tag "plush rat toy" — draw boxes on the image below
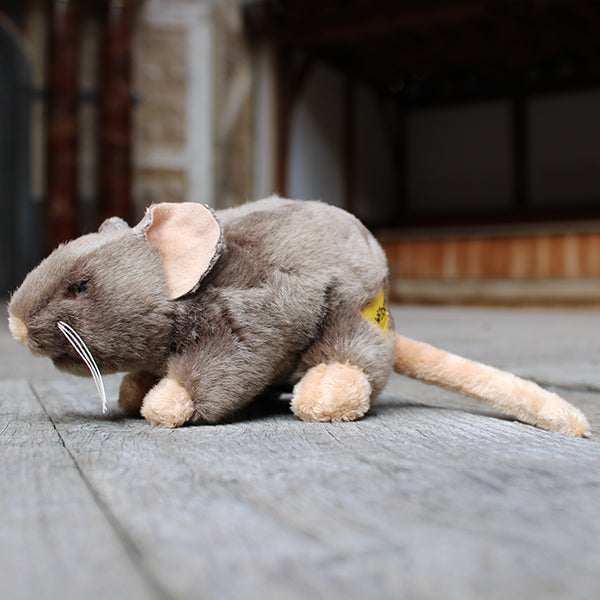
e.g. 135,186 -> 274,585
7,197 -> 590,436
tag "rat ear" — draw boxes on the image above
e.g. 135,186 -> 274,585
135,202 -> 222,300
99,216 -> 131,233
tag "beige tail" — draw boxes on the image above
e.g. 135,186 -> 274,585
393,333 -> 590,437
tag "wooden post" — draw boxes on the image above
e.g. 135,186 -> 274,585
98,0 -> 134,224
46,0 -> 79,250
274,47 -> 292,196
342,75 -> 356,214
273,49 -> 313,196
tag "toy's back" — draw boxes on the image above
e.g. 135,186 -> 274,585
218,197 -> 389,308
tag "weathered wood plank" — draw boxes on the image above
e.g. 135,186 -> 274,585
30,375 -> 600,600
392,305 -> 600,390
30,380 -> 354,600
4,305 -> 600,599
0,380 -> 162,600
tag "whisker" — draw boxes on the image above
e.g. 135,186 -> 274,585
58,325 -> 106,413
57,322 -> 99,379
57,321 -> 107,413
58,326 -> 107,414
57,323 -> 106,412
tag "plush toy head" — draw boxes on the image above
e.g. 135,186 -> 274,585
7,203 -> 222,375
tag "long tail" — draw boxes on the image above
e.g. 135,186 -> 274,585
393,333 -> 590,437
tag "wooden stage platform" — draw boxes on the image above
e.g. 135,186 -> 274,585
2,305 -> 600,600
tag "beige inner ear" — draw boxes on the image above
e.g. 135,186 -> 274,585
145,203 -> 221,299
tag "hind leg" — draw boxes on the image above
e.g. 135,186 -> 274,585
291,305 -> 395,422
292,362 -> 372,422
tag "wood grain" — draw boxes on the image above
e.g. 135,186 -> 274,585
383,231 -> 600,282
3,305 -> 600,599
0,380 -> 159,600
22,375 -> 600,600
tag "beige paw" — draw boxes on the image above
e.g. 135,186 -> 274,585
119,372 -> 158,417
291,363 -> 371,422
140,378 -> 194,428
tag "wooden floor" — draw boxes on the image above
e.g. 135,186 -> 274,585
2,305 -> 600,600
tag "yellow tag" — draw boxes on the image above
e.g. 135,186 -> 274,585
361,288 -> 390,334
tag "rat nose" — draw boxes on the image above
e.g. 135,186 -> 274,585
8,314 -> 28,344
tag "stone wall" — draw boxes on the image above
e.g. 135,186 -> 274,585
132,0 -> 254,217
133,5 -> 189,219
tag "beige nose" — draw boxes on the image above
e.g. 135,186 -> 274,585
8,314 -> 28,344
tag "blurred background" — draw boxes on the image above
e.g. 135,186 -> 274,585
3,0 -> 600,304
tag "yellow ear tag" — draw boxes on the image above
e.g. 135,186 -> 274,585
361,288 -> 390,334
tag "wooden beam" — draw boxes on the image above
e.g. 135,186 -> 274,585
97,0 -> 134,224
46,0 -> 79,250
245,0 -> 572,48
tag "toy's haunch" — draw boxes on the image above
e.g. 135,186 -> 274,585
7,197 -> 590,437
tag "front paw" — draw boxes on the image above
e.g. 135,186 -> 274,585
119,371 -> 159,417
140,378 -> 194,428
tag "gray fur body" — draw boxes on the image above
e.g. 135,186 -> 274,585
9,197 -> 395,423
171,198 -> 395,422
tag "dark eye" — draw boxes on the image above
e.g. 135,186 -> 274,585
66,278 -> 90,297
